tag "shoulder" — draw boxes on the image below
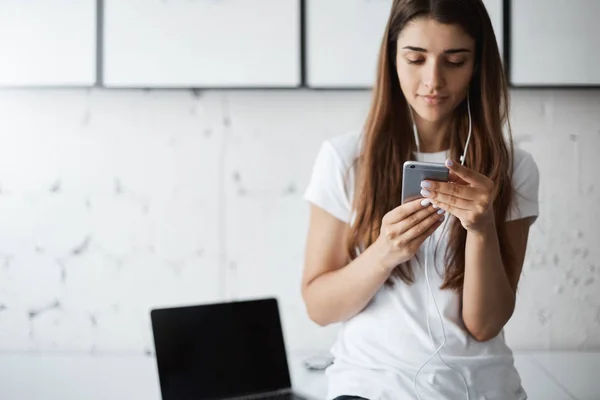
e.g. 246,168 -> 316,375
506,147 -> 540,223
320,130 -> 363,170
511,147 -> 540,187
512,147 -> 537,170
303,131 -> 362,224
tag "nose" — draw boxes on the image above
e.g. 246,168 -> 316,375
422,60 -> 445,90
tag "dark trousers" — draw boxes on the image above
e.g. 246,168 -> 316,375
332,397 -> 370,400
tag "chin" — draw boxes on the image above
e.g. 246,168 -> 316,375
413,106 -> 450,123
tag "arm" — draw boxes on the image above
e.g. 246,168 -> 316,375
462,216 -> 533,341
301,205 -> 392,326
423,158 -> 535,342
302,199 -> 444,326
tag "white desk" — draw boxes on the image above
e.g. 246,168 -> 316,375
0,351 -> 597,400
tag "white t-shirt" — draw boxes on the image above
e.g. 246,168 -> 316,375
303,131 -> 540,400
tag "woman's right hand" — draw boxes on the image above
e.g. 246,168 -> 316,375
373,198 -> 446,272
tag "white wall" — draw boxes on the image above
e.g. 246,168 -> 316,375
0,88 -> 598,355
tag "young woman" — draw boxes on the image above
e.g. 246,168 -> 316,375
301,0 -> 539,399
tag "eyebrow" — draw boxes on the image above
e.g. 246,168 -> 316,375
401,46 -> 471,54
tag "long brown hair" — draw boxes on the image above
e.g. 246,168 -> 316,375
347,0 -> 515,293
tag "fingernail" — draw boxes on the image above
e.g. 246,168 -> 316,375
432,204 -> 439,209
420,181 -> 431,188
439,215 -> 445,221
445,159 -> 454,167
437,209 -> 445,215
421,199 -> 431,207
420,189 -> 431,197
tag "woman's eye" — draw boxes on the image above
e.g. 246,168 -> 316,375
406,59 -> 466,67
447,60 -> 466,67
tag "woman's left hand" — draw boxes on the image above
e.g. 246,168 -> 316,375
419,159 -> 496,233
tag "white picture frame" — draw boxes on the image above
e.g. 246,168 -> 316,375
509,0 -> 600,87
103,0 -> 301,88
0,0 -> 96,87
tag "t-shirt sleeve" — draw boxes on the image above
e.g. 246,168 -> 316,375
303,141 -> 352,223
506,150 -> 540,224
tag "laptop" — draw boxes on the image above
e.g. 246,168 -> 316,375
150,297 -> 312,400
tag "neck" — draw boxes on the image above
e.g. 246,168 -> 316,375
414,115 -> 452,153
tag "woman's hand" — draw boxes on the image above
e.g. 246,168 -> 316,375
373,197 -> 446,272
420,159 -> 496,234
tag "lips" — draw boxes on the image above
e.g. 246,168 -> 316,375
420,95 -> 447,105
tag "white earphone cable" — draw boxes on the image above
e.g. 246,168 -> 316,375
410,94 -> 472,400
460,93 -> 473,165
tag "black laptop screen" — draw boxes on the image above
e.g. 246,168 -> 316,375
151,298 -> 292,400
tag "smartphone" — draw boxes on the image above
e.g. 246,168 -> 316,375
401,161 -> 449,204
